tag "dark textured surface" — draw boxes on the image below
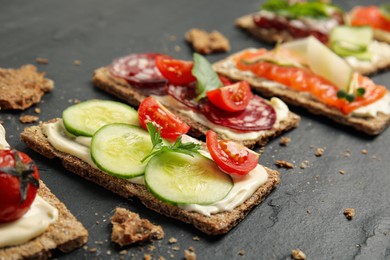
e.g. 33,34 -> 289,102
0,0 -> 389,259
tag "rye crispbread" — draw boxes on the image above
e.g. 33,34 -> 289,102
92,66 -> 300,148
235,14 -> 390,76
213,50 -> 390,135
21,121 -> 280,235
0,65 -> 54,110
0,181 -> 88,260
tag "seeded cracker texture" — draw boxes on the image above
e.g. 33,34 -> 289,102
235,14 -> 390,76
92,66 -> 300,149
0,65 -> 54,110
213,50 -> 390,135
0,181 -> 88,260
21,120 -> 280,235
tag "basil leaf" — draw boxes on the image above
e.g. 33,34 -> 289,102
192,53 -> 222,101
261,0 -> 340,19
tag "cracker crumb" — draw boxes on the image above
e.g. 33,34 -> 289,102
344,149 -> 351,158
110,207 -> 164,247
238,249 -> 245,256
168,237 -> 177,244
36,57 -> 49,64
158,256 -> 166,260
34,108 -> 41,114
192,236 -> 200,241
315,148 -> 324,157
83,245 -> 88,250
172,246 -> 180,251
188,246 -> 195,252
144,254 -> 152,260
73,60 -> 82,66
19,115 -> 39,124
275,160 -> 294,169
174,45 -> 181,52
299,160 -> 309,169
185,28 -> 230,54
119,250 -> 127,255
361,149 -> 367,155
148,245 -> 156,251
169,35 -> 177,41
291,248 -> 306,260
339,170 -> 345,175
279,137 -> 291,146
307,209 -> 312,214
344,208 -> 355,220
184,248 -> 197,260
89,247 -> 97,253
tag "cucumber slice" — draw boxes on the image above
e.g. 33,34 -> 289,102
145,152 -> 233,205
330,26 -> 373,60
91,123 -> 152,178
63,100 -> 139,137
307,36 -> 353,92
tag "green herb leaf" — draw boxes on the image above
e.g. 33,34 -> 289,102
355,87 -> 366,97
192,53 -> 223,101
337,90 -> 347,99
141,123 -> 201,163
261,0 -> 341,19
345,93 -> 355,103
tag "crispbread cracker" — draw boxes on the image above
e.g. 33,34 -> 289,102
213,50 -> 390,135
0,181 -> 88,260
92,66 -> 300,148
236,14 -> 390,76
0,65 -> 54,110
21,121 -> 280,235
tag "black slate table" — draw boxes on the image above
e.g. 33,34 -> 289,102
1,0 -> 390,259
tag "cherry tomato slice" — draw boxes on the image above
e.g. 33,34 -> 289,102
0,149 -> 40,223
206,130 -> 259,175
206,81 -> 253,112
155,56 -> 196,85
138,96 -> 190,141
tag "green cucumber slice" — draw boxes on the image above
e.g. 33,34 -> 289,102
330,26 -> 373,60
145,152 -> 233,205
91,123 -> 152,178
307,36 -> 353,92
63,100 -> 139,137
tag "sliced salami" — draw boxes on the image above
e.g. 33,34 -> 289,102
200,95 -> 276,131
166,83 -> 199,109
110,53 -> 168,95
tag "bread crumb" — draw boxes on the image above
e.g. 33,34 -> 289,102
344,208 -> 355,220
275,160 -> 294,169
238,249 -> 245,256
315,148 -> 324,157
361,149 -> 367,154
19,115 -> 39,123
291,248 -> 306,260
192,236 -> 200,241
299,160 -> 309,169
279,137 -> 291,146
110,207 -> 164,247
74,60 -> 82,66
185,28 -> 230,54
168,237 -> 177,244
184,248 -> 197,260
36,57 -> 49,64
339,170 -> 345,175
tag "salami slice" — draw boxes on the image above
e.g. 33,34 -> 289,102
166,83 -> 199,109
110,53 -> 168,95
200,95 -> 276,131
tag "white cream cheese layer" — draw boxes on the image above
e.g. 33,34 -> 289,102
44,121 -> 269,216
154,95 -> 289,141
0,124 -> 10,149
345,41 -> 390,72
0,196 -> 58,247
219,53 -> 390,118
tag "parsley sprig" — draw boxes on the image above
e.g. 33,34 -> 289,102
141,123 -> 201,163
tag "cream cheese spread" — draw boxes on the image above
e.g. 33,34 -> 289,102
345,41 -> 390,72
0,124 -> 9,149
154,95 -> 289,141
43,121 -> 269,216
0,196 -> 58,247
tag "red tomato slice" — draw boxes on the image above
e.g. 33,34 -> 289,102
0,149 -> 40,223
155,56 -> 196,85
206,130 -> 259,175
206,81 -> 253,112
138,96 -> 190,141
350,6 -> 390,33
218,75 -> 234,86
